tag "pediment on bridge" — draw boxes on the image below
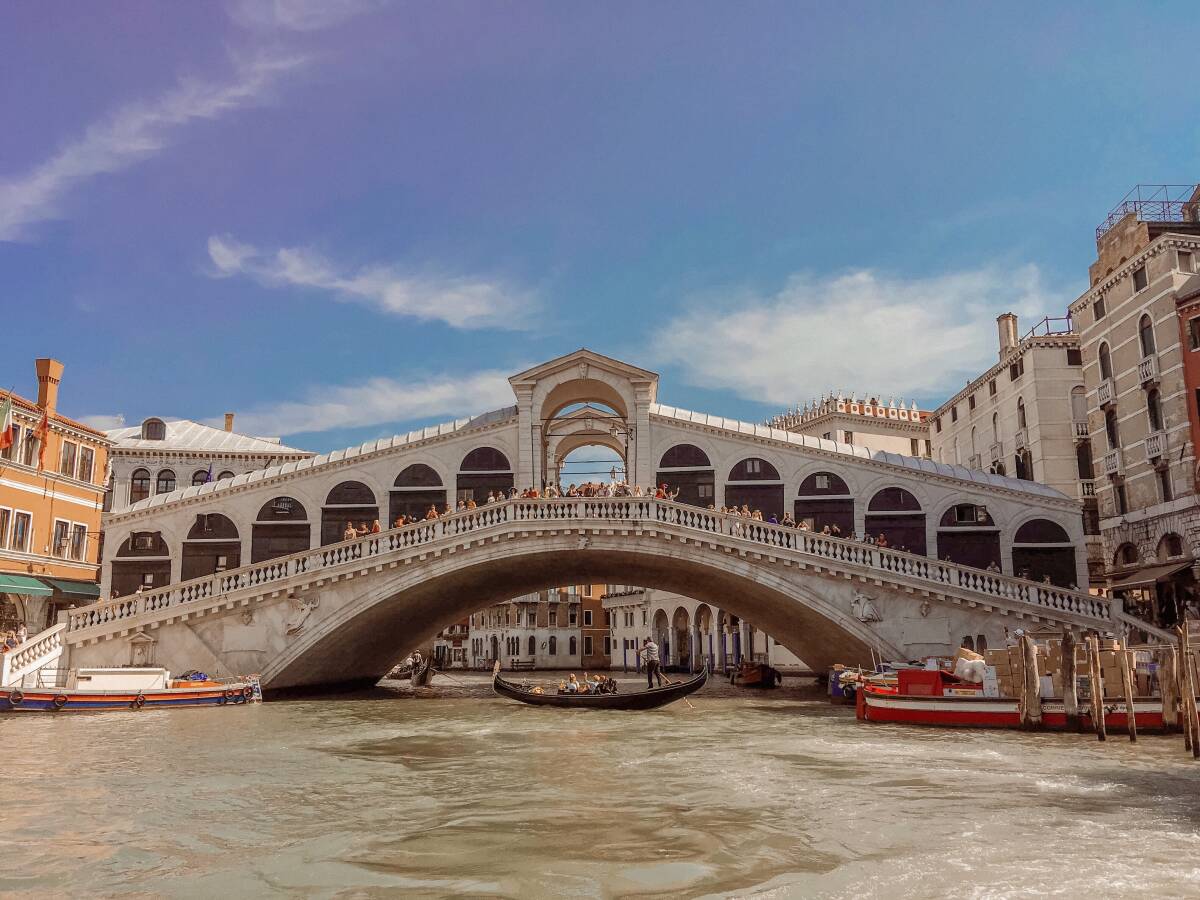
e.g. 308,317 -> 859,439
509,349 -> 659,392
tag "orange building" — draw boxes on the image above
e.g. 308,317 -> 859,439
0,359 -> 111,634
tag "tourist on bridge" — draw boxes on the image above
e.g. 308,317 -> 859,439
641,638 -> 664,688
370,519 -> 382,534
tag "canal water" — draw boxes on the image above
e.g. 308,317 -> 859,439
3,673 -> 1198,899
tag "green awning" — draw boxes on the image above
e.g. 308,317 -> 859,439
0,574 -> 54,596
39,578 -> 101,599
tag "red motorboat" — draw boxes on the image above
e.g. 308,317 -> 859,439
855,668 -> 1168,732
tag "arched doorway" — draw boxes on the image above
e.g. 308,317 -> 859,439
457,447 -> 514,506
1012,519 -> 1076,587
657,444 -> 715,507
110,531 -> 171,596
865,487 -> 926,555
652,608 -> 670,665
181,514 -> 240,581
321,481 -> 379,545
390,464 -> 445,523
671,606 -> 691,672
795,471 -> 854,533
725,457 -> 784,519
694,603 -> 714,671
936,503 -> 1001,570
251,497 -> 311,563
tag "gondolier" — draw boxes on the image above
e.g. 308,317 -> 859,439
641,638 -> 664,689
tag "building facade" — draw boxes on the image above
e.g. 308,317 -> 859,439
767,394 -> 931,458
603,586 -> 807,673
0,359 -> 111,633
105,414 -> 312,513
929,314 -> 1102,585
1067,184 -> 1200,624
468,583 -> 609,670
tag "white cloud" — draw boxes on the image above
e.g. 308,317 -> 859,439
656,266 -> 1067,406
207,234 -> 536,329
227,0 -> 382,31
79,414 -> 127,431
225,370 -> 517,437
0,53 -> 306,242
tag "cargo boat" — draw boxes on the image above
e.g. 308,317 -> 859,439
3,667 -> 261,713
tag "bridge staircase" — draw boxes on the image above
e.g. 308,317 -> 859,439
65,499 -> 1115,652
1,623 -> 67,687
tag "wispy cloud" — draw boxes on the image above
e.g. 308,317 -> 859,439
227,0 -> 383,31
207,235 -> 536,329
79,414 -> 127,432
0,53 -> 306,242
224,369 -> 517,437
657,266 -> 1066,405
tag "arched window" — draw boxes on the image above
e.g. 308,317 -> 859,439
528,635 -> 536,655
1098,342 -> 1112,380
659,444 -> 711,468
1139,314 -> 1156,357
797,472 -> 849,495
1070,386 -> 1087,424
1147,389 -> 1163,433
129,468 -> 151,504
1013,519 -> 1077,586
728,458 -> 781,481
155,469 -> 176,494
1158,533 -> 1185,560
186,513 -> 239,540
256,497 -> 308,521
459,447 -> 511,472
326,481 -> 376,505
961,636 -> 975,651
992,413 -> 999,443
1105,409 -> 1120,450
970,426 -> 978,456
217,471 -> 235,481
394,464 -> 442,487
1015,519 -> 1071,543
140,418 -> 166,441
548,636 -> 557,655
868,487 -> 922,512
191,469 -> 209,486
569,636 -> 578,656
1016,398 -> 1027,429
1114,542 -> 1139,568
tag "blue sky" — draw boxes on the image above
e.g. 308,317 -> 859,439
3,1 -> 1197,453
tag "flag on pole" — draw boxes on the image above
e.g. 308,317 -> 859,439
33,408 -> 50,471
0,394 -> 13,452
204,462 -> 213,483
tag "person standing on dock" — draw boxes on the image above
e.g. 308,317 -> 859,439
642,638 -> 664,689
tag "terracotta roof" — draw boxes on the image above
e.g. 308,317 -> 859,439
6,392 -> 110,441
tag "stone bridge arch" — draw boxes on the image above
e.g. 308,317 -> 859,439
258,533 -> 900,691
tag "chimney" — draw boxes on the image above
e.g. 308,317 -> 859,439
224,412 -> 235,433
35,358 -> 64,415
997,313 -> 1019,359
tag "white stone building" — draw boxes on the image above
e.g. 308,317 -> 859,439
767,394 -> 931,458
929,313 -> 1102,585
468,588 -> 587,670
105,415 -> 312,513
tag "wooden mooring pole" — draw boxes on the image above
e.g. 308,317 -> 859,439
1018,633 -> 1042,730
1189,650 -> 1200,761
1159,646 -> 1179,735
1117,638 -> 1137,743
1087,634 -> 1106,742
1062,630 -> 1080,732
1178,628 -> 1192,753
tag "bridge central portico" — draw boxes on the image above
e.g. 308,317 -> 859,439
62,349 -> 1097,692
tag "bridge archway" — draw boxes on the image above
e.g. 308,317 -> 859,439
321,481 -> 379,545
259,532 -> 895,692
1012,518 -> 1076,587
390,464 -> 446,524
935,503 -> 1001,571
794,471 -> 854,534
457,447 -> 514,505
657,444 -> 715,507
865,487 -> 926,555
111,531 -> 172,596
725,457 -> 784,519
182,514 -> 240,580
252,497 -> 311,563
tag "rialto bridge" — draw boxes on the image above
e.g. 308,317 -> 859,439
39,350 -> 1111,692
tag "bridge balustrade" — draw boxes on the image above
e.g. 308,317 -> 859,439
72,498 -> 1108,637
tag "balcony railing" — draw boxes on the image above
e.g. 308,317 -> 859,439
1138,354 -> 1160,385
967,454 -> 982,470
1097,378 -> 1116,407
989,442 -> 1002,462
1014,428 -> 1027,451
1096,184 -> 1198,241
1145,430 -> 1166,460
1073,420 -> 1090,439
1078,480 -> 1096,498
1103,448 -> 1124,476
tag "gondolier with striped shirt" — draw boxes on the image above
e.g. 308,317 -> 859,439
641,638 -> 665,689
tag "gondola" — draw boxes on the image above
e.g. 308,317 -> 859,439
386,663 -> 414,681
493,665 -> 708,710
730,661 -> 782,689
410,659 -> 434,687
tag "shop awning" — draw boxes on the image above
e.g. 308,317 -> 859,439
0,574 -> 55,597
1108,560 -> 1194,592
39,578 -> 101,600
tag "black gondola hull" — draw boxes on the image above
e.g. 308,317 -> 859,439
493,667 -> 708,710
411,660 -> 434,687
